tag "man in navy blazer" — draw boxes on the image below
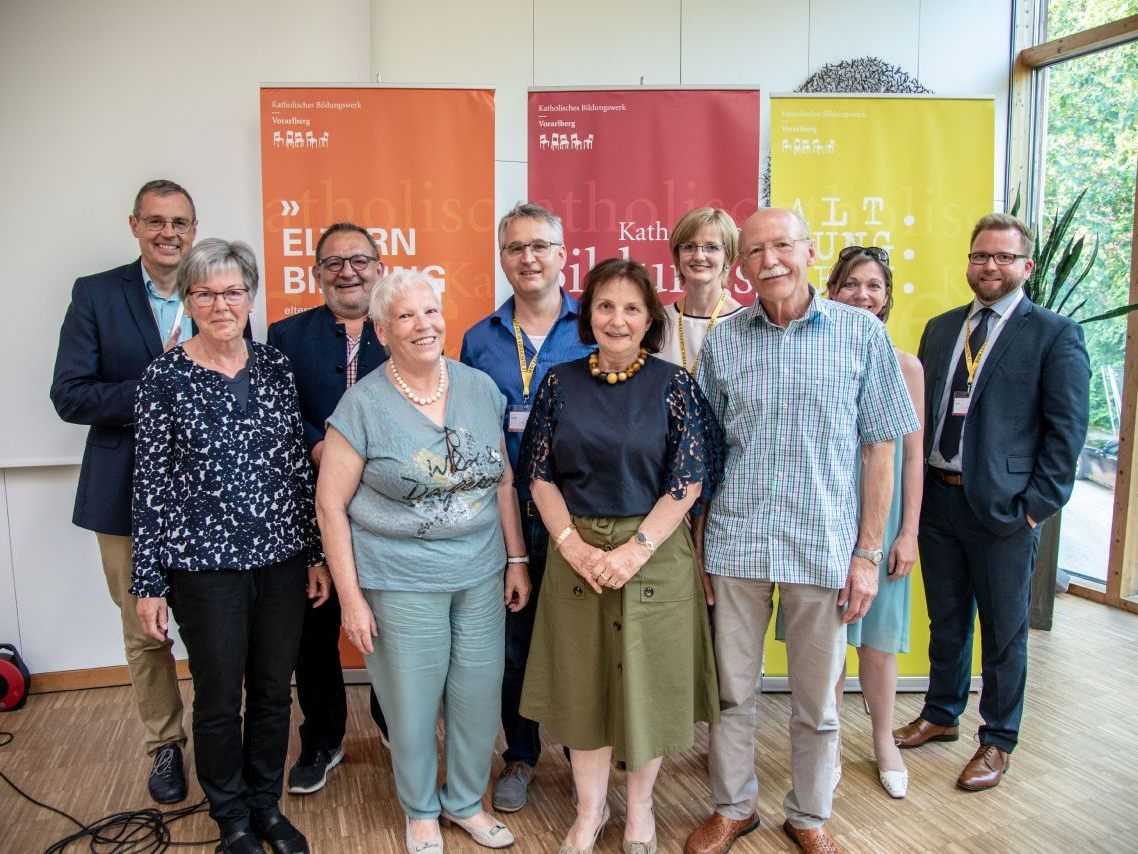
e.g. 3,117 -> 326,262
49,179 -> 199,804
894,213 -> 1090,791
266,222 -> 390,796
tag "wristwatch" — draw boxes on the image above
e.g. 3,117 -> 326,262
852,547 -> 884,566
633,531 -> 657,554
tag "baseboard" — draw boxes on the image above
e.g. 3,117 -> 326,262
31,660 -> 192,694
760,675 -> 983,693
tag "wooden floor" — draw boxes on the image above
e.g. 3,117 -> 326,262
3,593 -> 1137,853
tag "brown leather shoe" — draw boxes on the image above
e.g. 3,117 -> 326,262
782,820 -> 845,853
956,743 -> 1010,791
893,717 -> 959,749
683,812 -> 760,854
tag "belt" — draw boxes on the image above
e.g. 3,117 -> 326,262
928,466 -> 964,487
520,499 -> 541,517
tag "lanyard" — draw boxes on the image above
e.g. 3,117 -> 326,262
962,311 -> 990,389
676,288 -> 729,373
512,315 -> 539,400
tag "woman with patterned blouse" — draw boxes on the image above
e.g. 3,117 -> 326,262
516,258 -> 723,854
317,270 -> 530,854
132,239 -> 324,854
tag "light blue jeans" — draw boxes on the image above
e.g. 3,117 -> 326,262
363,573 -> 505,819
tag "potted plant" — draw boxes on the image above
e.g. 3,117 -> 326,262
1011,189 -> 1138,627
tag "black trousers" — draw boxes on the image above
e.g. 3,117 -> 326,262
500,501 -> 548,766
918,478 -> 1039,753
168,554 -> 306,824
294,585 -> 388,753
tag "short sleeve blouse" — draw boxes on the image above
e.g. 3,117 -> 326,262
517,355 -> 723,517
326,359 -> 508,592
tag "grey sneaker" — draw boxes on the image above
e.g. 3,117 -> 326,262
491,761 -> 535,812
287,745 -> 344,794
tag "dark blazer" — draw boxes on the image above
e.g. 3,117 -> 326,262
918,294 -> 1090,536
50,258 -> 252,536
267,304 -> 387,451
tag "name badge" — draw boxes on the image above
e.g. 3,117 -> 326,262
507,405 -> 531,433
951,391 -> 971,417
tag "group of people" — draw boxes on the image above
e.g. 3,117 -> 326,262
51,179 -> 1090,854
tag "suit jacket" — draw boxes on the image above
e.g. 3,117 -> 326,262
50,258 -> 253,536
266,304 -> 387,452
918,294 -> 1090,537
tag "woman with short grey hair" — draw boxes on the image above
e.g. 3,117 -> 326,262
133,239 -> 326,854
318,269 -> 530,853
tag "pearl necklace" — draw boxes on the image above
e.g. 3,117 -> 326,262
389,359 -> 447,405
588,348 -> 648,384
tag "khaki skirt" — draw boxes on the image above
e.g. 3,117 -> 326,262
520,514 -> 719,771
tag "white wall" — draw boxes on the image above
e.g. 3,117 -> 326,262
0,0 -> 1013,675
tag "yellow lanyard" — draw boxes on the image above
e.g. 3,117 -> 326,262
963,311 -> 991,389
512,315 -> 539,400
676,289 -> 729,373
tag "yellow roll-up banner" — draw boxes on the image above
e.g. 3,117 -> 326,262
767,94 -> 995,682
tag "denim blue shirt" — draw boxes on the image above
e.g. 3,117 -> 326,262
460,290 -> 591,496
142,262 -> 192,346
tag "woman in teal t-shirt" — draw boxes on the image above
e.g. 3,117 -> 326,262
319,270 -> 530,853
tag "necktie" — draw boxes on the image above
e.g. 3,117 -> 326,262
938,307 -> 993,461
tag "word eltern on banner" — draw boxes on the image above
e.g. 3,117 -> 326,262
528,88 -> 760,303
260,86 -> 496,355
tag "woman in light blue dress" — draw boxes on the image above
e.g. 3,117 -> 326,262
827,246 -> 924,798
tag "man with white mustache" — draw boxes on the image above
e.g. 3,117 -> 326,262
685,208 -> 918,854
51,179 -> 200,805
267,222 -> 391,795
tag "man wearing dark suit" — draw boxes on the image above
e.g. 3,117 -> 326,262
894,212 -> 1090,791
50,179 -> 199,804
266,222 -> 390,795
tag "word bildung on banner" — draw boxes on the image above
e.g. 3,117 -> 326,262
528,88 -> 760,304
260,86 -> 496,355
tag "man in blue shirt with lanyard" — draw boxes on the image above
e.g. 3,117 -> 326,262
460,202 -> 591,812
51,179 -> 198,805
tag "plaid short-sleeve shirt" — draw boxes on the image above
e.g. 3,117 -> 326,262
695,290 -> 919,588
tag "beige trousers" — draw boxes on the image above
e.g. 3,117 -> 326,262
707,576 -> 845,830
96,533 -> 186,756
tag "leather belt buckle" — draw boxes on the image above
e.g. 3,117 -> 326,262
930,467 -> 964,487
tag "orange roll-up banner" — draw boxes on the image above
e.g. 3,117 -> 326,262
260,86 -> 494,670
259,86 -> 496,353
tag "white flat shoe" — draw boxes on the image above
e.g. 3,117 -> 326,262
441,812 -> 514,848
879,767 -> 909,798
406,817 -> 444,853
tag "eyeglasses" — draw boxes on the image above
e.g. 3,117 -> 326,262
136,216 -> 196,235
317,254 -> 379,273
677,242 -> 725,255
839,245 -> 890,264
967,252 -> 1029,266
187,288 -> 249,308
742,237 -> 810,260
501,240 -> 562,258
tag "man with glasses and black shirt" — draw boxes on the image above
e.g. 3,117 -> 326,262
893,213 -> 1089,792
51,179 -> 199,804
267,221 -> 391,795
460,202 -> 591,812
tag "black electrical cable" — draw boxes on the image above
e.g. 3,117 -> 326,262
0,729 -> 218,852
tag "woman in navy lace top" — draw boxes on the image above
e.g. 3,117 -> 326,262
516,258 -> 723,854
131,239 -> 323,854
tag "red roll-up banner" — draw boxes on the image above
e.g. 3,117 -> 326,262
527,88 -> 760,303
